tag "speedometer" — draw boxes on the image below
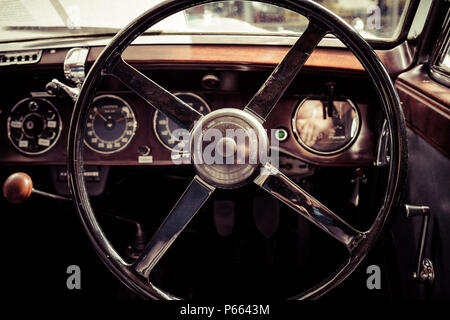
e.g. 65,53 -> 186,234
153,92 -> 211,151
84,95 -> 137,154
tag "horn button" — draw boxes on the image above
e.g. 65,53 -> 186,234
190,108 -> 269,189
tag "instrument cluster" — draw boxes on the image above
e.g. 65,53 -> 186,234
5,92 -> 363,163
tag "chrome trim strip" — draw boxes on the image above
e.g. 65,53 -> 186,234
0,34 -> 346,52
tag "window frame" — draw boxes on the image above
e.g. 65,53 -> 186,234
429,10 -> 450,87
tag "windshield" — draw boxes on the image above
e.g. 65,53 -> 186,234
0,0 -> 410,42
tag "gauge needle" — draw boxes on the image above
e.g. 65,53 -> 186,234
95,110 -> 108,122
116,116 -> 126,122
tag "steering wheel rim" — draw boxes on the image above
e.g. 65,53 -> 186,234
68,0 -> 407,300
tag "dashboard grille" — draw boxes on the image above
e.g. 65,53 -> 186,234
0,50 -> 42,66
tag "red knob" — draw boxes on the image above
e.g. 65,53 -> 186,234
3,172 -> 33,204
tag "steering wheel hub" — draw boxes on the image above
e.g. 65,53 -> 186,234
216,137 -> 237,157
190,108 -> 269,189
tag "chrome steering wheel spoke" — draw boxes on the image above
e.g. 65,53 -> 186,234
244,21 -> 328,122
104,56 -> 203,130
254,163 -> 364,252
133,176 -> 215,278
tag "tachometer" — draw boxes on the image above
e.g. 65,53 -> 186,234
153,92 -> 211,151
84,95 -> 137,154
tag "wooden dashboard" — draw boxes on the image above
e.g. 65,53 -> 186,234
396,64 -> 450,158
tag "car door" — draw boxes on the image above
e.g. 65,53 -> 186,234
391,4 -> 450,299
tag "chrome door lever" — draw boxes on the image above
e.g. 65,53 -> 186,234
405,204 -> 435,285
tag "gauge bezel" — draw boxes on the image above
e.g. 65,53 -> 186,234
83,94 -> 137,155
153,92 -> 211,152
291,97 -> 362,156
7,97 -> 62,156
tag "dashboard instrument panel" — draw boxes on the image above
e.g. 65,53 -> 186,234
0,54 -> 376,167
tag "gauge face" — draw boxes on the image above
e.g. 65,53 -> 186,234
292,99 -> 360,155
154,92 -> 211,152
7,98 -> 62,155
84,95 -> 137,154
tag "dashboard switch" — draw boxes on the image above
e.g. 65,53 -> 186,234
274,128 -> 288,142
138,145 -> 151,156
201,73 -> 220,90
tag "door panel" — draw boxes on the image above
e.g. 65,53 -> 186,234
392,64 -> 450,299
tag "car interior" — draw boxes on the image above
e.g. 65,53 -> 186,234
0,0 -> 449,302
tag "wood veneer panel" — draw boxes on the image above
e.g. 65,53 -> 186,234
396,75 -> 450,157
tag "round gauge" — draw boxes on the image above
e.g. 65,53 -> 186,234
7,98 -> 62,155
154,92 -> 211,152
84,95 -> 137,154
292,98 -> 360,155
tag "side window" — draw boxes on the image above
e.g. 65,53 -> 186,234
436,41 -> 450,74
430,11 -> 450,86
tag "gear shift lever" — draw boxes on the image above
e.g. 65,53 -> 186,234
3,172 -> 33,204
3,172 -> 70,203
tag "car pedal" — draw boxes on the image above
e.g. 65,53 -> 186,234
213,200 -> 235,237
253,196 -> 280,239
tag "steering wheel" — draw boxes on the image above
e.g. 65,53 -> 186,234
68,0 -> 407,299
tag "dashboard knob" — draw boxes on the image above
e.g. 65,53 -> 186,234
3,172 -> 33,204
201,73 -> 220,90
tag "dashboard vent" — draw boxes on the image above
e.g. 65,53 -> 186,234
0,50 -> 42,66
